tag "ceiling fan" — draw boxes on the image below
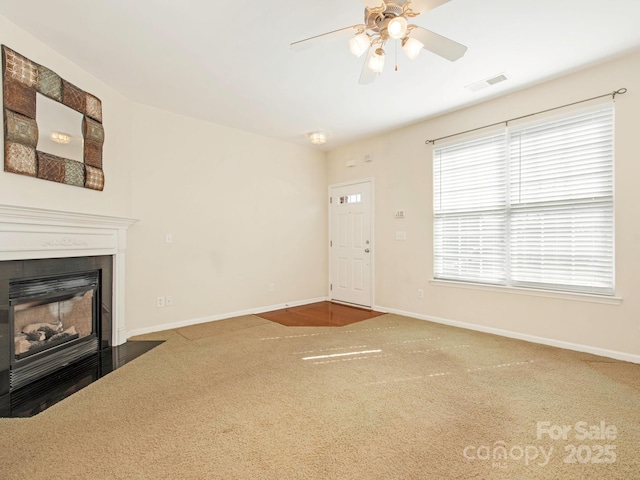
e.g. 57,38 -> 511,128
291,0 -> 467,84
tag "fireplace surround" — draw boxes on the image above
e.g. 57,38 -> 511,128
0,204 -> 137,410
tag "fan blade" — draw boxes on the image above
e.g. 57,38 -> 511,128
407,0 -> 451,14
291,26 -> 361,53
361,0 -> 385,9
359,47 -> 377,84
409,26 -> 467,61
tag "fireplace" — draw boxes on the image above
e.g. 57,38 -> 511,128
1,255 -> 113,395
0,204 -> 149,416
8,264 -> 107,391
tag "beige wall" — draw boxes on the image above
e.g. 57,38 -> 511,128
0,15 -> 328,337
328,52 -> 640,359
126,104 -> 328,333
0,15 -> 133,217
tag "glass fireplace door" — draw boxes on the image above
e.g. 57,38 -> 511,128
8,270 -> 100,390
13,289 -> 95,361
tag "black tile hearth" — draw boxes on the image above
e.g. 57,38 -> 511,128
0,340 -> 163,418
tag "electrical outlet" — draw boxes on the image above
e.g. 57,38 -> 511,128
165,233 -> 173,244
395,231 -> 407,241
156,296 -> 165,308
165,296 -> 173,306
417,289 -> 424,300
269,283 -> 276,292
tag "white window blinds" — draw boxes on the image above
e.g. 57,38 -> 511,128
434,132 -> 508,285
433,104 -> 614,295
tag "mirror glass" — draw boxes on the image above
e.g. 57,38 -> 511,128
35,93 -> 84,161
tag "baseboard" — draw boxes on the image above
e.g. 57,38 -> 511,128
126,296 -> 329,339
375,305 -> 640,365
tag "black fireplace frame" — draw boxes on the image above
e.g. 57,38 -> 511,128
9,270 -> 101,390
0,255 -> 113,396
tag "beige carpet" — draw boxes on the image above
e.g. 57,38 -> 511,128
175,314 -> 269,341
1,314 -> 639,479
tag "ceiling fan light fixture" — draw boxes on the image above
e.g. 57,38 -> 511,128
368,48 -> 385,73
402,36 -> 424,60
387,16 -> 408,40
349,32 -> 371,57
308,131 -> 328,145
290,0 -> 468,85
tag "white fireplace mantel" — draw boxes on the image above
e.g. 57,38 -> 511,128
0,204 -> 137,346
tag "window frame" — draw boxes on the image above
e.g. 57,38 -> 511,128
432,103 -> 615,298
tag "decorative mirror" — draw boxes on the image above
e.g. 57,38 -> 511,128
2,45 -> 105,190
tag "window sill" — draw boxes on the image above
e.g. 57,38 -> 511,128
429,279 -> 622,305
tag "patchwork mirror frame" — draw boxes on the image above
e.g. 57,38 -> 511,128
2,45 -> 105,191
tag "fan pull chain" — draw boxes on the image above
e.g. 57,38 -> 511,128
395,40 -> 398,71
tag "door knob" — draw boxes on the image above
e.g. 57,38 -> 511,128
365,248 -> 370,253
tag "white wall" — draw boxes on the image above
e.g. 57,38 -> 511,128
0,14 -> 329,337
327,52 -> 640,360
0,15 -> 133,218
126,104 -> 328,334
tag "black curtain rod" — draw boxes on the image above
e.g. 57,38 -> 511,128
425,88 -> 628,145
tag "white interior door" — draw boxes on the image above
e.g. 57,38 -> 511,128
330,181 -> 372,307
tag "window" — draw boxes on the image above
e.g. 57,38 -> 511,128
340,194 -> 362,204
433,105 -> 614,295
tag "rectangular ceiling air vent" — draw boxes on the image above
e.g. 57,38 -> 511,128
466,73 -> 509,92
486,74 -> 508,85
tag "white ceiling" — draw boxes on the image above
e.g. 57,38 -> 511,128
1,0 -> 640,149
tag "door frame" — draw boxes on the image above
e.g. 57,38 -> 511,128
328,178 -> 375,308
